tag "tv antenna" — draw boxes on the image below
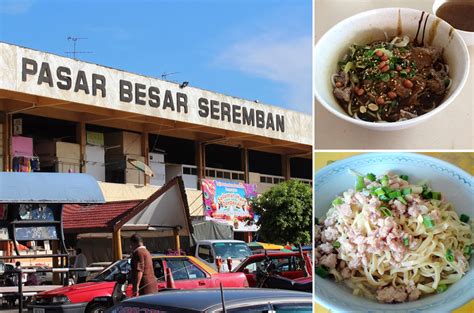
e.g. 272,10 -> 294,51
65,36 -> 92,60
161,71 -> 180,80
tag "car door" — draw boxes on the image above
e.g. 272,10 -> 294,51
164,258 -> 211,289
275,256 -> 306,280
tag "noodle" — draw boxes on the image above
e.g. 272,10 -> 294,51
315,172 -> 473,303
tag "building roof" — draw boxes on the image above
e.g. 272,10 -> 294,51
63,200 -> 141,233
0,172 -> 105,204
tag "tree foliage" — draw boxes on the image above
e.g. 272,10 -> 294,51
251,179 -> 312,245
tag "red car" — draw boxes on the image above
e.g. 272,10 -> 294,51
232,252 -> 312,287
28,255 -> 248,313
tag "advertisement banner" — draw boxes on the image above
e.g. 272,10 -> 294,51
202,179 -> 259,232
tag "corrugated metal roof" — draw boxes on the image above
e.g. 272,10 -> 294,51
0,172 -> 105,203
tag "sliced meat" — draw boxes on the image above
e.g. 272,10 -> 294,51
320,253 -> 337,269
388,77 -> 412,98
408,47 -> 443,69
323,227 -> 339,241
341,267 -> 352,279
334,87 -> 351,102
408,288 -> 421,301
319,242 -> 334,254
376,286 -> 408,303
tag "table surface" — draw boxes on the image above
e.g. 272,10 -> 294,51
314,0 -> 474,149
314,152 -> 474,313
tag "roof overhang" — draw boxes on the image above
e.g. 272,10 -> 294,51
0,172 -> 105,204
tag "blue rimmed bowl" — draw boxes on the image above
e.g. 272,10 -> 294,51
314,152 -> 474,313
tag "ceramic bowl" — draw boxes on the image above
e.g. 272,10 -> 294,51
433,0 -> 474,46
314,152 -> 474,312
313,8 -> 470,131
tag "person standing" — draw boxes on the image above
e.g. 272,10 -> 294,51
130,234 -> 156,296
73,248 -> 88,284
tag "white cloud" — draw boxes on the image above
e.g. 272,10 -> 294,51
215,32 -> 311,113
0,0 -> 34,15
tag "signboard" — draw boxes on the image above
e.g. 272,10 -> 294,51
202,179 -> 259,232
0,43 -> 312,145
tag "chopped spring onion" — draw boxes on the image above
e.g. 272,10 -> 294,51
315,266 -> 330,278
403,237 -> 409,247
464,245 -> 472,256
423,215 -> 435,228
460,214 -> 470,223
402,188 -> 412,195
374,188 -> 385,197
446,249 -> 454,262
333,241 -> 341,248
431,191 -> 441,200
389,190 -> 402,199
332,198 -> 344,206
380,206 -> 392,217
380,175 -> 389,187
356,176 -> 365,191
397,196 -> 408,205
343,62 -> 354,73
379,195 -> 390,202
400,175 -> 409,181
380,73 -> 390,82
436,284 -> 448,293
366,173 -> 376,182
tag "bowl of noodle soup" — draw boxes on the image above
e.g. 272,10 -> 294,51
314,8 -> 470,131
314,153 -> 473,312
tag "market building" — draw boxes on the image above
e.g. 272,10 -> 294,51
0,42 -> 312,262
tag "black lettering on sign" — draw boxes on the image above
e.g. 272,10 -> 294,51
256,110 -> 265,128
120,80 -> 133,103
276,115 -> 285,132
242,107 -> 255,126
220,102 -> 231,122
92,74 -> 106,97
38,62 -> 53,87
176,92 -> 188,113
210,100 -> 219,120
162,90 -> 175,111
232,105 -> 241,124
198,98 -> 209,117
56,66 -> 72,90
74,70 -> 90,94
148,87 -> 160,108
22,58 -> 37,82
135,83 -> 146,105
266,113 -> 275,131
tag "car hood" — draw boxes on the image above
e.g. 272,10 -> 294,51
37,281 -> 115,297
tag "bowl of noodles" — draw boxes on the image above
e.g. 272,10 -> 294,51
314,153 -> 473,312
314,8 -> 470,131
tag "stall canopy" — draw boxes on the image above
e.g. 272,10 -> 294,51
191,220 -> 233,244
0,172 -> 105,203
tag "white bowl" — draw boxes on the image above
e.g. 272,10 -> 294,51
433,0 -> 474,46
314,153 -> 474,312
314,8 -> 470,131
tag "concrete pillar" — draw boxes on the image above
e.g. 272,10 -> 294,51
173,228 -> 181,254
282,155 -> 290,181
141,131 -> 149,185
241,147 -> 249,183
196,142 -> 205,189
76,122 -> 86,173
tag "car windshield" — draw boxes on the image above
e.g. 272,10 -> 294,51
212,242 -> 252,259
90,259 -> 130,282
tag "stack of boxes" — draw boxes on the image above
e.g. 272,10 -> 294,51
85,131 -> 106,181
105,131 -> 145,184
36,141 -> 81,173
148,152 -> 166,186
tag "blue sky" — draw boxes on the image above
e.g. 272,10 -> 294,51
0,0 -> 311,113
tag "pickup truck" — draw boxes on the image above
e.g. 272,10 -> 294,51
190,240 -> 252,272
28,255 -> 248,313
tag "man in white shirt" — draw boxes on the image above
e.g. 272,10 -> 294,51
73,248 -> 88,284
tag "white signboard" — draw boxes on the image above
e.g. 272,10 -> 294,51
0,43 -> 311,145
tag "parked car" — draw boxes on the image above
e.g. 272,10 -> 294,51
85,262 -> 112,282
108,288 -> 312,312
232,252 -> 312,287
190,240 -> 252,272
28,255 -> 249,313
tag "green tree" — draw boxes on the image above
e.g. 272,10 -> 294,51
251,179 -> 312,245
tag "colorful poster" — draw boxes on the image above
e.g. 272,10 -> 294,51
202,179 -> 259,232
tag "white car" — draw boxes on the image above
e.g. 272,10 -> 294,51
192,240 -> 252,272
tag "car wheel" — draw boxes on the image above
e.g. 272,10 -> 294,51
87,302 -> 109,313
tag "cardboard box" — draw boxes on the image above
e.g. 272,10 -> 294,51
105,131 -> 141,156
125,168 -> 145,185
86,163 -> 105,182
86,131 -> 104,146
106,154 -> 145,171
149,152 -> 165,163
36,141 -> 80,160
85,145 -> 105,163
12,136 -> 33,157
40,156 -> 81,173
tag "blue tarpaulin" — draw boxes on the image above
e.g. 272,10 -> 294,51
0,172 -> 105,203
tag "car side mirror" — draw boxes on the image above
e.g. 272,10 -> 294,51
243,268 -> 249,274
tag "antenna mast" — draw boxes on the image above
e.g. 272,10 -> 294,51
65,36 -> 92,60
